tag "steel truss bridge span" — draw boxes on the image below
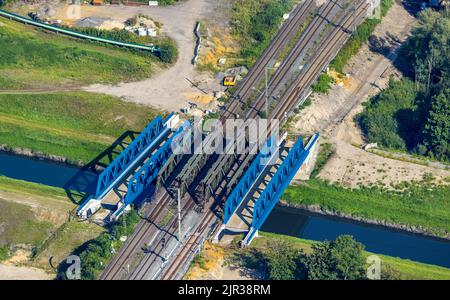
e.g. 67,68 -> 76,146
77,114 -> 184,220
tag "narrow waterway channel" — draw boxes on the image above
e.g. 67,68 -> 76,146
0,151 -> 97,193
262,205 -> 450,268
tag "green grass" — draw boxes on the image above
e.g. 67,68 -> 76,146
0,198 -> 55,247
57,209 -> 142,279
330,0 -> 394,73
283,180 -> 450,238
0,244 -> 9,262
231,0 -> 295,67
256,232 -> 450,280
0,18 -> 159,89
33,221 -> 105,272
0,176 -> 68,200
0,92 -> 162,164
311,73 -> 335,94
310,142 -> 335,178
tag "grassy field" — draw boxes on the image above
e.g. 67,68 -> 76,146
255,232 -> 450,280
0,176 -> 104,273
0,198 -> 55,247
33,221 -> 104,273
0,18 -> 159,89
0,176 -> 73,247
282,180 -> 450,238
0,91 -> 163,164
0,175 -> 69,200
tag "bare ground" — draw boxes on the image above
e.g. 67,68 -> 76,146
293,2 -> 450,187
184,242 -> 257,280
57,0 -> 225,112
0,263 -> 53,280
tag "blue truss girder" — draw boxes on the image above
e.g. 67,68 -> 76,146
122,121 -> 191,208
223,134 -> 279,224
95,114 -> 171,199
246,134 -> 319,244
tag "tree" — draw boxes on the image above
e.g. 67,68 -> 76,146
422,90 -> 450,161
263,239 -> 299,280
305,235 -> 366,280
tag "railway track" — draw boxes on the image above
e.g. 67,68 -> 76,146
220,0 -> 317,122
159,0 -> 371,280
127,194 -> 197,280
101,0 -> 372,281
196,0 -> 347,209
246,0 -> 343,117
100,191 -> 173,279
270,0 -> 369,121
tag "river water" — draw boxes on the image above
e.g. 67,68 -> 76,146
0,150 -> 97,193
262,205 -> 450,268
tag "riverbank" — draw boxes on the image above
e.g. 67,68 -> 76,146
281,180 -> 450,240
254,233 -> 450,280
279,199 -> 450,241
0,175 -> 103,277
0,145 -> 83,167
196,231 -> 450,280
0,91 -> 163,165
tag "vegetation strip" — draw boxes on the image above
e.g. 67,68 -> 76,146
359,9 -> 450,162
0,92 -> 161,164
57,209 -> 141,280
0,18 -> 158,89
250,233 -> 450,280
0,9 -> 159,53
313,0 -> 394,93
282,179 -> 450,239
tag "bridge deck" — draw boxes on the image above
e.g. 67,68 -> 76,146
99,130 -> 174,215
224,144 -> 291,234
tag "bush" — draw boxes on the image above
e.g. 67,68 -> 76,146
0,245 -> 9,262
231,0 -> 295,66
158,40 -> 178,64
358,78 -> 420,151
330,0 -> 394,73
312,74 -> 335,94
57,209 -> 141,280
359,9 -> 450,162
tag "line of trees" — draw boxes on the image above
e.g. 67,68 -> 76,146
262,235 -> 369,280
359,9 -> 450,162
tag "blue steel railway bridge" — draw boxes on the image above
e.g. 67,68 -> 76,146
68,0 -> 372,280
0,0 -> 378,280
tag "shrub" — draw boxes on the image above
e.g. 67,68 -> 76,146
0,245 -> 9,262
158,40 -> 178,64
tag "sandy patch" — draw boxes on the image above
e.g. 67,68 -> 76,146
0,263 -> 53,280
72,0 -> 225,112
185,242 -> 253,280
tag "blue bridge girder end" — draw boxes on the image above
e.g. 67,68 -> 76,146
242,133 -> 320,246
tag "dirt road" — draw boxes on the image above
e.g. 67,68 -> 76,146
68,0 -> 222,111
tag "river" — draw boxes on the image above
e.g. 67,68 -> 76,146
0,150 -> 97,193
262,205 -> 450,268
